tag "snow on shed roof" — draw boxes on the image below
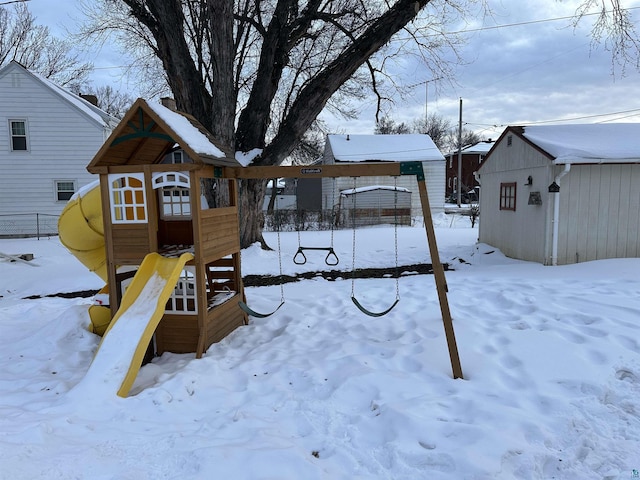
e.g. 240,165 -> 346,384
147,101 -> 225,158
328,134 -> 444,162
522,123 -> 640,164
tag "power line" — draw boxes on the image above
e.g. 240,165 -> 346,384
464,108 -> 640,129
413,6 -> 640,38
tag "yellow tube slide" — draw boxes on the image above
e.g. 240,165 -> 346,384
58,181 -> 107,281
58,181 -> 112,334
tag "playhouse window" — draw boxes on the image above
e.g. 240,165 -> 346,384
110,174 -> 147,223
152,172 -> 191,219
165,267 -> 197,314
500,182 -> 517,211
160,187 -> 191,218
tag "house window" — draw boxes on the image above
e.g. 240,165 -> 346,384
9,120 -> 28,151
109,174 -> 147,223
507,135 -> 513,147
500,182 -> 517,211
55,180 -> 76,201
161,150 -> 194,164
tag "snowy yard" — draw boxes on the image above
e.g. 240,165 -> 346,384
0,213 -> 639,479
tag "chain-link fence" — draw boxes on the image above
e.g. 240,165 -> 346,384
263,208 -> 412,232
0,214 -> 59,238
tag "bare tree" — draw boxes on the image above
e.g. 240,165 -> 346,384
79,0 -> 475,248
91,85 -> 136,119
573,0 -> 640,74
78,0 -> 640,248
412,112 -> 453,150
0,3 -> 92,89
375,116 -> 411,134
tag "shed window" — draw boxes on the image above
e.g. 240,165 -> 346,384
56,180 -> 76,201
109,174 -> 147,223
9,120 -> 28,151
500,182 -> 517,211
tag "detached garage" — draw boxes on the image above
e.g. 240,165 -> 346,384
477,124 -> 640,265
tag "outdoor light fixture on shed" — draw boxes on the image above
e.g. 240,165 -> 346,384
525,175 -> 533,186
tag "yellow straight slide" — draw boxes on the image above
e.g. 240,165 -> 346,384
87,252 -> 194,398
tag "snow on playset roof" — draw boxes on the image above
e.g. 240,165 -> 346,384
88,98 -> 241,171
328,134 -> 444,163
522,123 -> 640,164
146,100 -> 226,159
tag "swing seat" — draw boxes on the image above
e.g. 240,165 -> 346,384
293,246 -> 339,266
351,296 -> 399,317
238,300 -> 284,318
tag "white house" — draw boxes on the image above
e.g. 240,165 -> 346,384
321,134 -> 445,218
0,61 -> 117,235
477,124 -> 640,265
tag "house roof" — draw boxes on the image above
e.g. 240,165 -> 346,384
0,61 -> 117,129
327,134 -> 444,162
88,98 -> 240,172
460,140 -> 495,154
520,124 -> 640,164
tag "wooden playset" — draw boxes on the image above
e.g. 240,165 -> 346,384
72,98 -> 462,391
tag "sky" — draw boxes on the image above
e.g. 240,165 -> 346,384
1,218 -> 640,478
23,0 -> 640,140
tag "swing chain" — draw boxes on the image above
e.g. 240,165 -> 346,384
275,190 -> 285,303
350,176 -> 357,298
393,176 -> 400,301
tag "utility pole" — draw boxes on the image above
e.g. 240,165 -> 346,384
457,98 -> 463,207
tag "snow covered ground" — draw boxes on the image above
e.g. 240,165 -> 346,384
0,213 -> 639,479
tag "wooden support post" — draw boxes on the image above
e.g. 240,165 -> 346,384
417,178 -> 464,379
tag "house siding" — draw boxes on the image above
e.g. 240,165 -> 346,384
556,164 -> 640,264
478,134 -> 551,263
0,64 -> 108,226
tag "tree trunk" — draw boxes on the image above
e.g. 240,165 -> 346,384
238,178 -> 269,249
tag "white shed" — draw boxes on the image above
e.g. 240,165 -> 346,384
322,134 -> 445,219
339,185 -> 411,226
477,124 -> 640,265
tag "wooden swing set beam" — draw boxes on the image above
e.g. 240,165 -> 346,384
214,161 -> 463,380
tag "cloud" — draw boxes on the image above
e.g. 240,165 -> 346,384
333,0 -> 640,137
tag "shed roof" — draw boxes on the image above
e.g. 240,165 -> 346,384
520,123 -> 640,164
327,134 -> 444,162
87,98 -> 240,172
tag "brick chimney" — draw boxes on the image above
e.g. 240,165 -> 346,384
160,97 -> 177,111
80,94 -> 98,106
